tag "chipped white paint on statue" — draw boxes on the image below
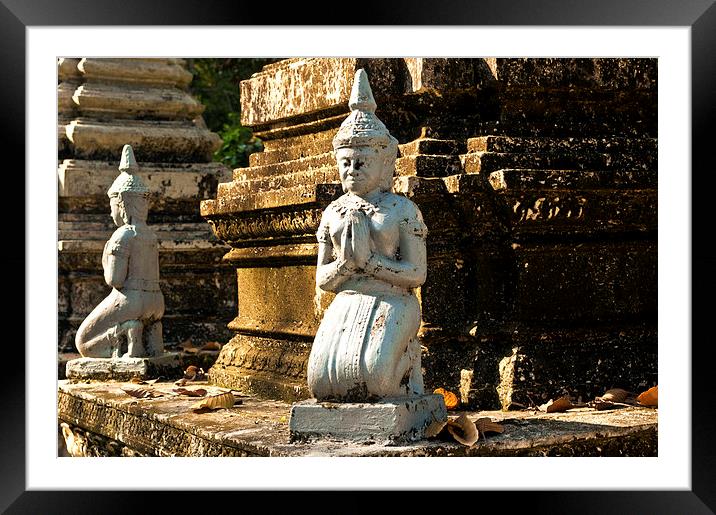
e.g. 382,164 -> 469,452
75,145 -> 165,358
307,69 -> 429,402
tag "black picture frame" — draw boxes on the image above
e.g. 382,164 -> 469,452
6,0 -> 714,512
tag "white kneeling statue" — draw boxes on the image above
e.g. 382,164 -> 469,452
75,144 -> 165,359
307,69 -> 429,402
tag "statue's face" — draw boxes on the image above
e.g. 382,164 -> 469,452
336,146 -> 384,196
109,196 -> 123,226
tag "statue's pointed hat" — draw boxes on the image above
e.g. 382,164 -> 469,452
107,144 -> 149,197
332,69 -> 398,150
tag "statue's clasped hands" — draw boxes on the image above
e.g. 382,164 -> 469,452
339,209 -> 372,272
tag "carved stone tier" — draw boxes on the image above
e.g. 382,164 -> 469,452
63,119 -> 220,162
58,58 -> 234,354
203,58 -> 657,409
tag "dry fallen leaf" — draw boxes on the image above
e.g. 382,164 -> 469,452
474,417 -> 505,435
179,338 -> 199,354
595,388 -> 638,406
434,387 -> 460,410
424,417 -> 448,438
200,341 -> 222,351
539,396 -> 573,413
121,385 -> 163,399
173,387 -> 207,397
191,391 -> 235,412
446,414 -> 479,447
637,385 -> 658,407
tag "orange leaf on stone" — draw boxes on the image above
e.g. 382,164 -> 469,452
539,396 -> 573,413
434,388 -> 460,410
637,386 -> 658,407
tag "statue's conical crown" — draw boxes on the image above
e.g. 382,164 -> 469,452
333,69 -> 397,150
108,144 -> 149,197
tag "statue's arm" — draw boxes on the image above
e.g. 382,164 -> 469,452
102,229 -> 130,289
104,254 -> 129,289
364,230 -> 427,289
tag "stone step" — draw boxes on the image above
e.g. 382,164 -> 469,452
249,137 -> 464,168
461,151 -> 655,175
249,137 -> 334,167
399,138 -> 466,157
467,135 -> 657,154
77,58 -> 192,87
58,237 -> 226,253
58,58 -> 82,80
58,159 -> 230,199
487,168 -> 657,191
223,167 -> 339,197
57,222 -> 221,247
68,83 -> 204,119
395,154 -> 463,177
234,152 -> 335,182
57,380 -> 657,457
202,183 -> 342,216
235,152 -> 461,193
58,81 -> 77,115
62,119 -> 221,161
57,220 -> 211,232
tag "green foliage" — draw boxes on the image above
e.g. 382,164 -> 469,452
188,58 -> 279,168
215,112 -> 263,169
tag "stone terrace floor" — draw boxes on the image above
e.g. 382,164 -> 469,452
58,380 -> 657,457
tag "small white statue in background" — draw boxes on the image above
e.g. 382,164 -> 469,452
75,145 -> 165,359
307,69 -> 428,402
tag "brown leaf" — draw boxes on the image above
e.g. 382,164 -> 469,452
424,415 -> 448,438
592,399 -> 617,411
173,387 -> 207,397
596,388 -> 636,404
637,385 -> 658,407
121,385 -> 163,399
433,387 -> 460,410
539,396 -> 573,413
179,338 -> 199,354
474,417 -> 505,435
446,414 -> 479,446
191,391 -> 235,412
200,341 -> 222,351
129,377 -> 147,384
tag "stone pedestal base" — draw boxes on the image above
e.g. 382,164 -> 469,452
288,394 -> 447,444
65,353 -> 182,381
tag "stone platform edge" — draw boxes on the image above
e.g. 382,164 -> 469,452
58,381 -> 658,457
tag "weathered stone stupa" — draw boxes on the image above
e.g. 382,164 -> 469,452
58,58 -> 235,362
201,58 -> 657,409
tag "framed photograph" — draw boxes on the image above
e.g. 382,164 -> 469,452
8,0 -> 713,511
